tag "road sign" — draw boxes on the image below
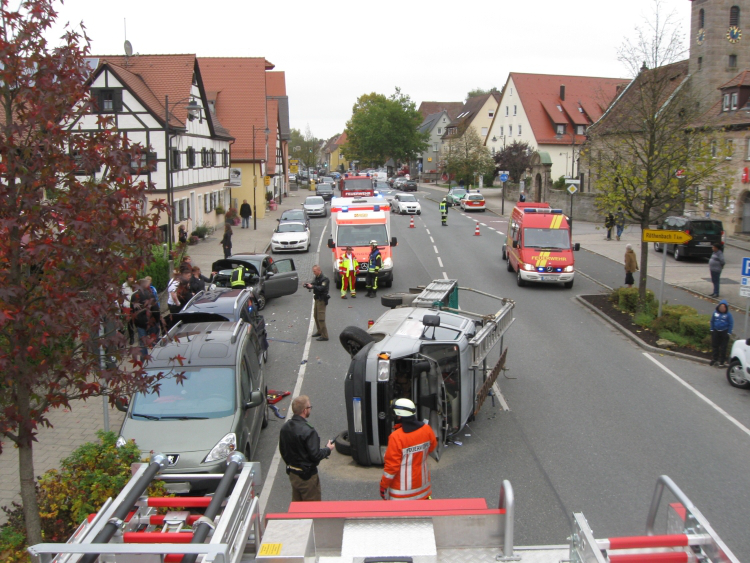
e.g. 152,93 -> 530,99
499,173 -> 509,182
741,285 -> 750,298
290,165 -> 299,173
567,184 -> 578,195
742,257 -> 750,276
642,229 -> 693,244
264,175 -> 271,186
676,169 -> 685,179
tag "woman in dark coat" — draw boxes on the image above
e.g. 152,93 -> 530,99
221,224 -> 233,259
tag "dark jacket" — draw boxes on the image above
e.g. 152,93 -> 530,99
221,231 -> 232,250
131,288 -> 161,330
708,249 -> 725,273
368,248 -> 382,271
279,414 -> 331,479
711,300 -> 734,333
310,272 -> 330,301
189,273 -> 212,295
605,214 -> 615,228
240,203 -> 252,218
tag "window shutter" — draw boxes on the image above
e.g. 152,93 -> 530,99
113,90 -> 123,113
204,193 -> 210,213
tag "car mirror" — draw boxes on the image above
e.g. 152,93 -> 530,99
746,338 -> 750,346
266,272 -> 274,279
574,242 -> 581,251
114,395 -> 129,413
391,237 -> 398,247
328,238 -> 335,249
512,240 -> 518,248
244,390 -> 263,410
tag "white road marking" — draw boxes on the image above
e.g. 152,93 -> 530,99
492,381 -> 510,411
480,223 -> 487,227
488,227 -> 496,231
425,229 -> 430,235
259,224 -> 326,517
433,245 -> 439,253
437,257 -> 443,267
442,272 -> 448,279
643,353 -> 750,439
430,236 -> 434,243
497,231 -> 505,235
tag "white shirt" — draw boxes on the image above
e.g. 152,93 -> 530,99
167,278 -> 181,306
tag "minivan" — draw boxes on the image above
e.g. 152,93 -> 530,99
654,216 -> 725,260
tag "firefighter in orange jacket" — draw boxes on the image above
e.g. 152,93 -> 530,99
380,398 -> 437,500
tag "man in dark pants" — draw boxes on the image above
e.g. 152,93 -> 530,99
240,199 -> 252,229
279,395 -> 334,501
304,265 -> 329,341
365,240 -> 382,297
710,300 -> 733,367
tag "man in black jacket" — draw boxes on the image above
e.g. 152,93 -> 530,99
279,395 -> 334,501
304,265 -> 329,341
240,199 -> 252,228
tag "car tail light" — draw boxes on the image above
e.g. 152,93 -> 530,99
721,230 -> 726,243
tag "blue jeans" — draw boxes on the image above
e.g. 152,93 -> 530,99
136,326 -> 159,360
710,270 -> 721,296
242,216 -> 250,228
616,225 -> 624,238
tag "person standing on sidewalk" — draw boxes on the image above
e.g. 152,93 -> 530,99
221,224 -> 233,259
604,213 -> 615,240
710,300 -> 733,367
624,244 -> 638,288
615,207 -> 625,240
708,243 -> 725,298
240,199 -> 252,229
305,265 -> 329,341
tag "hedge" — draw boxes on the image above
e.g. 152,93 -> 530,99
615,287 -> 655,312
679,314 -> 711,342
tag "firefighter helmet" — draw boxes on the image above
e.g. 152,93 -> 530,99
393,398 -> 417,417
369,240 -> 378,247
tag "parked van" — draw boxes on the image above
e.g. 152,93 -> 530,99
654,215 -> 725,260
503,203 -> 580,288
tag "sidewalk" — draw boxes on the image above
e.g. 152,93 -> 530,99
0,190 -> 306,523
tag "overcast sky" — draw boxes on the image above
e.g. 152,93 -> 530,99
48,0 -> 691,141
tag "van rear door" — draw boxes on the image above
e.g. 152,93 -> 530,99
417,346 -> 452,461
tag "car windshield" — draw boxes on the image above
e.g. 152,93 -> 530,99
320,177 -> 334,183
130,367 -> 235,419
523,228 -> 570,250
468,195 -> 484,201
450,189 -> 467,198
690,221 -> 722,236
337,224 -> 388,247
343,178 -> 373,190
399,195 -> 417,202
278,223 -> 306,233
305,197 -> 324,205
281,210 -> 305,221
317,185 -> 333,192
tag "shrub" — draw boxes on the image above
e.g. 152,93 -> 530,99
659,330 -> 690,347
225,207 -> 238,220
189,235 -> 199,245
651,304 -> 698,334
214,205 -> 225,215
617,288 -> 655,313
662,304 -> 697,318
634,311 -> 655,328
194,222 -> 210,238
0,431 -> 167,559
679,314 -> 711,342
138,244 -> 170,291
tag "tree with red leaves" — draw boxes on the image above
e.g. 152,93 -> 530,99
0,1 -> 169,544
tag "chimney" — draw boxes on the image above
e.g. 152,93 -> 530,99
560,85 -> 566,101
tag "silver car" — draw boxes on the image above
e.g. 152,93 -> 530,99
303,196 -> 328,217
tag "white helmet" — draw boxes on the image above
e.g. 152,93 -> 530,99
393,398 -> 417,417
369,240 -> 378,246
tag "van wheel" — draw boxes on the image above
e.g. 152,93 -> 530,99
334,271 -> 342,289
263,348 -> 268,363
256,293 -> 267,311
381,292 -> 417,308
384,279 -> 393,288
516,268 -> 526,287
339,326 -> 374,358
727,360 -> 750,389
502,246 -> 506,260
563,279 -> 574,289
673,246 -> 683,261
507,257 -> 514,272
262,396 -> 269,429
334,430 -> 352,456
654,243 -> 663,253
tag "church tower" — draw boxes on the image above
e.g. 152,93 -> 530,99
689,0 -> 750,109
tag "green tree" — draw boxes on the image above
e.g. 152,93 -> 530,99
442,128 -> 496,187
343,88 -> 428,167
289,125 -> 320,172
493,141 -> 534,183
585,3 -> 730,304
0,1 -> 169,544
466,87 -> 499,99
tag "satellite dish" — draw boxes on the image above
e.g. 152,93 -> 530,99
124,40 -> 133,57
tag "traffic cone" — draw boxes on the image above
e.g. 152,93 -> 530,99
409,216 -> 415,228
474,222 -> 481,236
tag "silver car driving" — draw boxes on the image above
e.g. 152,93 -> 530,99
303,195 -> 327,217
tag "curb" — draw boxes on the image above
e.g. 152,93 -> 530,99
575,294 -> 710,365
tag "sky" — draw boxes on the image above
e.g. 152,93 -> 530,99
47,0 -> 692,141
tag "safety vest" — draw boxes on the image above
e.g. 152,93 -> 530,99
380,423 -> 437,500
368,249 -> 382,272
340,254 -> 359,273
230,266 -> 246,288
439,201 -> 447,214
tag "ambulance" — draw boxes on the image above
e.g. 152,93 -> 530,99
327,193 -> 397,289
502,202 -> 580,288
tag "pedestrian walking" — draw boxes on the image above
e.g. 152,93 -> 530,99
615,207 -> 625,240
278,395 -> 334,502
240,199 -> 252,229
365,241 -> 382,298
339,246 -> 358,299
624,244 -> 639,288
439,198 -> 448,226
221,224 -> 233,259
380,398 -> 437,500
708,243 -> 725,298
131,278 -> 163,361
304,265 -> 330,341
604,213 -> 615,240
178,224 -> 188,244
710,300 -> 733,367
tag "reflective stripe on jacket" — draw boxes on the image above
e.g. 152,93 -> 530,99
230,266 -> 246,287
439,202 -> 447,214
368,249 -> 382,272
380,423 -> 437,500
340,255 -> 359,273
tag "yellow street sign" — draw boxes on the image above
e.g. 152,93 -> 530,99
264,175 -> 271,186
290,165 -> 299,173
642,229 -> 693,244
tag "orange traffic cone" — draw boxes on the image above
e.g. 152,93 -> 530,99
409,216 -> 415,228
474,222 -> 481,236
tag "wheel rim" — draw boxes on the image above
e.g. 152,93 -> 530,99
257,294 -> 266,310
729,364 -> 747,386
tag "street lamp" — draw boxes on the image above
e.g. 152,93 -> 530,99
252,124 -> 270,230
165,95 -> 203,249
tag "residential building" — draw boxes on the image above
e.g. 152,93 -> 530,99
414,110 -> 452,178
77,54 -> 233,244
417,101 -> 463,121
266,71 -> 291,201
486,73 -> 628,182
325,133 -> 349,172
441,92 -> 501,145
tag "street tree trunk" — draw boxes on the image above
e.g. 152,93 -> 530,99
638,209 -> 652,307
17,384 -> 43,546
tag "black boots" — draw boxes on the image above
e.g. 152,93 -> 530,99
366,289 -> 377,298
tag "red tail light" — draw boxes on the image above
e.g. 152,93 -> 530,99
685,228 -> 691,236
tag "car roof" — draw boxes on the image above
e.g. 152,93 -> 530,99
277,221 -> 307,228
181,288 -> 251,317
148,320 -> 249,368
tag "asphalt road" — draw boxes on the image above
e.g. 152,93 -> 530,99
249,189 -> 750,560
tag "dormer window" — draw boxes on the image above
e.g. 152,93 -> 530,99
94,89 -> 123,113
556,124 -> 566,135
732,92 -> 739,109
576,125 -> 585,135
724,94 -> 731,111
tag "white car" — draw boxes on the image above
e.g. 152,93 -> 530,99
392,193 -> 421,215
727,337 -> 750,389
270,221 -> 310,253
460,193 -> 486,212
302,196 -> 327,218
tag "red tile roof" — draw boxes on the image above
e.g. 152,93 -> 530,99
510,72 -> 629,145
199,57 -> 271,161
720,69 -> 750,89
418,101 -> 464,120
266,71 -> 286,96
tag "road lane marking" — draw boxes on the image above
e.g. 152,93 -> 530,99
438,257 -> 443,267
492,382 -> 510,411
259,224 -> 327,516
643,353 -> 750,439
488,227 -> 496,231
480,223 -> 487,226
425,229 -> 430,235
442,272 -> 448,279
433,245 -> 439,253
430,236 -> 434,243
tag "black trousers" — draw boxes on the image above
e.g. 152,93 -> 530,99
712,330 -> 729,362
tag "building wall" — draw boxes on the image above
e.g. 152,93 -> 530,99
469,96 -> 500,144
228,161 -> 269,220
486,78 -> 535,170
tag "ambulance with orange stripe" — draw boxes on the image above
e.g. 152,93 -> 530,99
327,194 -> 397,289
502,202 -> 580,288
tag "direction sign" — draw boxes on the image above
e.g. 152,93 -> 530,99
499,173 -> 509,182
741,285 -> 750,298
742,257 -> 750,276
567,184 -> 578,195
642,229 -> 693,244
264,175 -> 271,186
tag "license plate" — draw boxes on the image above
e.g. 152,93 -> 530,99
697,242 -> 711,246
357,277 -> 366,282
540,276 -> 554,281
